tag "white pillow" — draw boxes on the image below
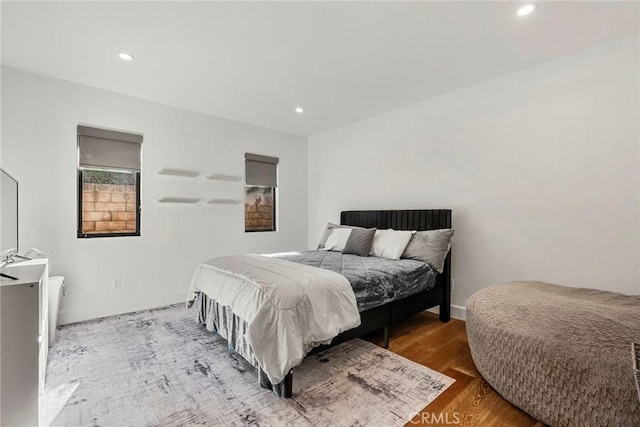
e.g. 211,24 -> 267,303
323,228 -> 352,252
370,229 -> 414,260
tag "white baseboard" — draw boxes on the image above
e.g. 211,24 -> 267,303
428,304 -> 466,321
57,291 -> 185,326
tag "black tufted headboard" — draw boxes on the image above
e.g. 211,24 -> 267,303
340,209 -> 451,231
340,209 -> 452,320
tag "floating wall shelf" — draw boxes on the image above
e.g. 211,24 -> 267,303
207,199 -> 243,205
158,169 -> 199,178
205,174 -> 242,182
158,197 -> 200,204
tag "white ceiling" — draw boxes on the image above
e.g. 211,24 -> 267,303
2,1 -> 638,136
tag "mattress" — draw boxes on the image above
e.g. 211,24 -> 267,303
272,250 -> 438,311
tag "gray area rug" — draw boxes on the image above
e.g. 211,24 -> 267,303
42,304 -> 454,426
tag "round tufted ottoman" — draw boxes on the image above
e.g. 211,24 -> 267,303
466,281 -> 640,427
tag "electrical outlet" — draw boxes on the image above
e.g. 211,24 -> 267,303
112,277 -> 122,289
451,278 -> 455,291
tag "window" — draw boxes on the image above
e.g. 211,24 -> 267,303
245,153 -> 278,232
77,125 -> 142,238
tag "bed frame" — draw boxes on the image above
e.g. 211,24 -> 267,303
271,209 -> 452,398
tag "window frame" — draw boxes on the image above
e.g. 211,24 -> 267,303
77,168 -> 141,238
244,185 -> 277,233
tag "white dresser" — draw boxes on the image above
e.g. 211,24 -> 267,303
0,260 -> 48,427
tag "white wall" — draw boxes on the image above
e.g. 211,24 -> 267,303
1,67 -> 308,325
308,36 -> 640,315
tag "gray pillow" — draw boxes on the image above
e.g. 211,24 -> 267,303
401,229 -> 454,273
342,228 -> 376,257
317,222 -> 363,249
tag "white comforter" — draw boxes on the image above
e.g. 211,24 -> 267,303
186,254 -> 361,384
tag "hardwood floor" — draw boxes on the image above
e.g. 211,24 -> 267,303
363,312 -> 546,427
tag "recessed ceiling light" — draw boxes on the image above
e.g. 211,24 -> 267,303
517,3 -> 538,17
295,107 -> 304,114
118,52 -> 134,61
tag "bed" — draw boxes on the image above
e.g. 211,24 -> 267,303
187,209 -> 452,397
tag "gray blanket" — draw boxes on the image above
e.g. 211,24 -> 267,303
274,250 -> 437,311
187,254 -> 360,385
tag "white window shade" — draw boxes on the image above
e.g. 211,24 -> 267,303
78,125 -> 143,171
245,153 -> 278,187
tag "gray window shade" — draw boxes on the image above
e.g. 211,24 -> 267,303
245,153 -> 278,187
78,125 -> 143,171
